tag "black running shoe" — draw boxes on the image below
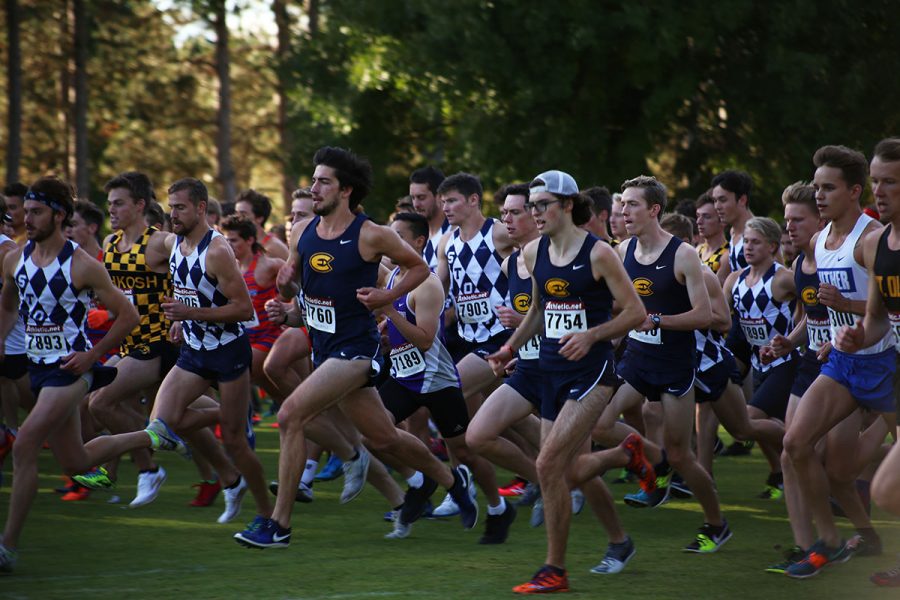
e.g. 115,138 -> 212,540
399,476 -> 438,525
479,502 -> 517,544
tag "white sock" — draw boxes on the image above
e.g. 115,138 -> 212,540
406,471 -> 424,489
300,459 -> 318,486
487,497 -> 506,516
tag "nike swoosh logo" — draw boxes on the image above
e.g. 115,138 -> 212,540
655,265 -> 667,270
573,264 -> 585,270
836,255 -> 845,261
273,532 -> 290,542
340,239 -> 352,245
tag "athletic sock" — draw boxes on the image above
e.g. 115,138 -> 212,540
544,564 -> 566,576
487,497 -> 506,516
301,459 -> 318,486
406,471 -> 424,489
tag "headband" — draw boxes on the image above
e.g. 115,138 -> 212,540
25,189 -> 71,217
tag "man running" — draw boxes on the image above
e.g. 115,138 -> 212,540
0,177 -> 187,573
235,189 -> 289,260
234,146 -> 477,549
487,170 -> 645,594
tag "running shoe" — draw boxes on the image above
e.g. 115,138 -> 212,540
870,564 -> 900,587
758,472 -> 784,500
620,433 -> 656,494
612,468 -> 635,484
512,565 -> 569,594
55,476 -> 76,494
530,497 -> 544,528
571,489 -> 585,515
217,476 -> 248,524
144,418 -> 191,459
72,466 -> 114,490
683,520 -> 732,553
130,466 -> 167,508
0,543 -> 16,574
234,516 -> 291,549
720,440 -> 754,456
848,531 -> 882,557
765,545 -> 805,574
479,502 -> 517,544
590,536 -> 635,574
0,428 -> 14,464
624,471 -> 670,508
269,480 -> 314,503
430,492 -> 459,517
669,473 -> 693,499
785,539 -> 852,578
448,465 -> 478,529
189,480 -> 221,507
384,516 -> 412,540
61,484 -> 91,501
314,454 -> 343,481
400,475 -> 438,525
340,448 -> 370,504
517,482 -> 541,507
499,477 -> 528,497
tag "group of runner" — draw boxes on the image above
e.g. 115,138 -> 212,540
0,141 -> 897,593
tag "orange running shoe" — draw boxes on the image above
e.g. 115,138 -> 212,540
621,433 -> 656,494
499,477 -> 528,497
512,566 -> 569,594
61,485 -> 91,501
190,480 -> 222,507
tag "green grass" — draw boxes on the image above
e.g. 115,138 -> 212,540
1,424 -> 898,599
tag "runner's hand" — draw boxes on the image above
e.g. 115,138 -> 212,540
834,321 -> 865,353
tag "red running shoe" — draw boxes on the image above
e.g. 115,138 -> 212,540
0,429 -> 13,464
499,477 -> 528,497
190,480 -> 222,507
513,565 -> 569,594
621,433 -> 656,494
61,485 -> 91,501
871,565 -> 900,587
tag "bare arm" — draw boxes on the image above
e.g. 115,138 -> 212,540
835,230 -> 892,352
716,249 -> 732,286
489,240 -> 543,369
357,221 -> 429,311
382,274 -> 443,352
704,268 -> 731,333
496,254 -> 524,328
435,231 -> 452,297
276,217 -> 312,300
0,248 -> 23,348
577,241 -> 647,345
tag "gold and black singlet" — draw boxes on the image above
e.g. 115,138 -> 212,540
103,226 -> 172,353
697,241 -> 728,273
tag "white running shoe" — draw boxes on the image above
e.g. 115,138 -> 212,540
384,516 -> 412,540
571,488 -> 585,515
217,476 -> 248,524
340,447 -> 370,504
430,492 -> 460,517
130,467 -> 167,508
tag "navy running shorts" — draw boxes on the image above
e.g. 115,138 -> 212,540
505,365 -> 543,410
0,353 -> 28,380
541,358 -> 616,422
616,347 -> 696,402
791,350 -> 824,398
28,361 -> 117,397
176,335 -> 252,383
750,359 -> 797,421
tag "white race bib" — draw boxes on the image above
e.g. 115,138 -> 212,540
544,300 -> 587,339
518,335 -> 541,360
174,285 -> 199,308
828,307 -> 858,341
890,313 -> 900,351
25,324 -> 67,358
628,326 -> 662,345
806,317 -> 831,352
740,316 -> 771,347
390,342 -> 426,378
304,295 -> 336,334
122,289 -> 134,305
456,292 -> 492,324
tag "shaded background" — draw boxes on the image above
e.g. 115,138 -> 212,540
2,0 -> 899,224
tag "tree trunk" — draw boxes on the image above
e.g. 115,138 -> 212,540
273,0 -> 293,214
5,0 -> 22,183
73,0 -> 89,198
307,0 -> 318,37
212,0 -> 236,203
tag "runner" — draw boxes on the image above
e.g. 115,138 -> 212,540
0,177 -> 187,574
783,145 -> 894,578
234,146 -> 477,549
150,177 -> 273,532
234,189 -> 289,260
486,170 -> 646,593
695,190 -> 730,285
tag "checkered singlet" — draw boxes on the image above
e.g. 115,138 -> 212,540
15,240 -> 91,364
169,229 -> 244,351
103,227 -> 171,352
732,262 -> 793,372
0,234 -> 26,354
446,219 -> 508,343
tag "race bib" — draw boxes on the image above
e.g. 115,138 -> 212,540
827,307 -> 858,341
628,326 -> 662,345
304,295 -> 336,334
890,313 -> 900,351
518,335 -> 541,360
740,316 -> 770,347
174,285 -> 199,308
390,342 -> 426,378
25,324 -> 67,358
544,300 -> 587,339
806,317 -> 831,352
122,289 -> 134,305
456,292 -> 492,324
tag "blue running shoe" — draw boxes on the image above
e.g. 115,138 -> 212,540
314,454 -> 343,482
624,472 -> 671,508
448,466 -> 478,530
234,516 -> 291,549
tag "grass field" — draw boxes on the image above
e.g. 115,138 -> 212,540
1,423 -> 898,600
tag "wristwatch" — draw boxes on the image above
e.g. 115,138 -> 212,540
650,314 -> 662,328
